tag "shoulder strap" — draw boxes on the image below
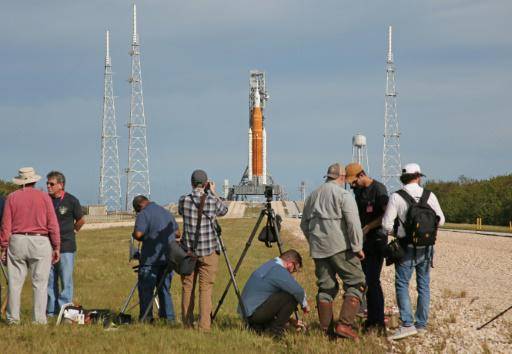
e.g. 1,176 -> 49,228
396,189 -> 417,207
188,193 -> 207,252
418,189 -> 431,205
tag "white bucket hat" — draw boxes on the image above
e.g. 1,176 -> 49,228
12,167 -> 42,185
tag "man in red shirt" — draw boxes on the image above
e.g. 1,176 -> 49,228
0,167 -> 60,324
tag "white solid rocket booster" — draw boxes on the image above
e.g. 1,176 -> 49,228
262,127 -> 267,185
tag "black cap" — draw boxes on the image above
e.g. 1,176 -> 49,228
191,169 -> 208,187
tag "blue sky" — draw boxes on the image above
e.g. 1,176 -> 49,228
1,1 -> 511,205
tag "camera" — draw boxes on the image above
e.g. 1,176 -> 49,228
204,180 -> 211,193
264,185 -> 273,200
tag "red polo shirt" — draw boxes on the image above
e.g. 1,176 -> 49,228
0,187 -> 60,251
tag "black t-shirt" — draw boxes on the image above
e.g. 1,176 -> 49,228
51,192 -> 83,253
354,180 -> 389,252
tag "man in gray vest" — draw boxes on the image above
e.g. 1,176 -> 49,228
300,163 -> 366,340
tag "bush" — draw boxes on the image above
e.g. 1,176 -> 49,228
0,179 -> 17,197
426,174 -> 512,226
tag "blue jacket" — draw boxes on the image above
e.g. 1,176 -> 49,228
240,258 -> 306,317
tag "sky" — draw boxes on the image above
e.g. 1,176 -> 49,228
1,0 -> 511,205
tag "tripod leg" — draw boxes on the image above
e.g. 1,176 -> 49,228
120,279 -> 138,314
216,233 -> 249,322
211,210 -> 266,321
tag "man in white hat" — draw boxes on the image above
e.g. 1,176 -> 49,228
0,167 -> 60,324
382,163 -> 445,340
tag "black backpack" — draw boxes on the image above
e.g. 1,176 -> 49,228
396,189 -> 439,247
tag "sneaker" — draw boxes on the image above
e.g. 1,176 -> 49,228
416,327 -> 427,336
387,325 -> 418,340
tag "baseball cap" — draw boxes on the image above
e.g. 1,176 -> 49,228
324,163 -> 345,179
402,163 -> 425,177
191,169 -> 208,186
345,163 -> 364,184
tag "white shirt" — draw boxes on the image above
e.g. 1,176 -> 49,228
382,183 -> 445,238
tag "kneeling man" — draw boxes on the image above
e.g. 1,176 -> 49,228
240,249 -> 309,337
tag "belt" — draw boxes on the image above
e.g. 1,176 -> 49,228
18,233 -> 48,236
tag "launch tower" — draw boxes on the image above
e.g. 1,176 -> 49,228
230,70 -> 283,200
381,26 -> 402,193
125,3 -> 151,210
99,31 -> 122,212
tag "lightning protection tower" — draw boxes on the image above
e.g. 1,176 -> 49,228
99,30 -> 122,212
352,134 -> 370,174
125,3 -> 151,210
381,25 -> 402,193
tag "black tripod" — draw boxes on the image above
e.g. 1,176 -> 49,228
138,229 -> 248,322
211,197 -> 288,321
118,263 -> 162,322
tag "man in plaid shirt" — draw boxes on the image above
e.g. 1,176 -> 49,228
178,169 -> 228,331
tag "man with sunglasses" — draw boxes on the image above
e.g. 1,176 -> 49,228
46,171 -> 85,317
345,163 -> 389,334
240,249 -> 309,338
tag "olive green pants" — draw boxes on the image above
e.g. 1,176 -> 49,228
314,250 -> 366,303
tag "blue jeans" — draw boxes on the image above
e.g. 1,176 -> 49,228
138,265 -> 175,321
394,246 -> 433,328
47,252 -> 75,315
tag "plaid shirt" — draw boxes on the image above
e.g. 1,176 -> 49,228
178,188 -> 228,256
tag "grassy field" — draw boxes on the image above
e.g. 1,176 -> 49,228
442,222 -> 512,233
0,219 -> 388,354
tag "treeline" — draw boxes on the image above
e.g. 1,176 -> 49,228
0,180 -> 17,197
425,175 -> 512,226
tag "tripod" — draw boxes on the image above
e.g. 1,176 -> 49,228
212,198 -> 293,321
118,264 -> 161,322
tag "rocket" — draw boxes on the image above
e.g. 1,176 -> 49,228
248,83 -> 267,185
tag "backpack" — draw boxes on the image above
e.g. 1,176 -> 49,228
396,189 -> 439,247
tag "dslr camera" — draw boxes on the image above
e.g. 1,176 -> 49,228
264,185 -> 273,200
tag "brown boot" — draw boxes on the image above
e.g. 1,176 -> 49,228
334,296 -> 361,340
317,300 -> 334,333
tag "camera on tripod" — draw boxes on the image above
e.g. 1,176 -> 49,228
264,185 -> 273,201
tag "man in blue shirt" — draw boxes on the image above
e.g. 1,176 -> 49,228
240,249 -> 310,338
132,195 -> 179,322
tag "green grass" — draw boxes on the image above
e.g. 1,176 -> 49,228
0,218 -> 388,354
442,223 -> 512,233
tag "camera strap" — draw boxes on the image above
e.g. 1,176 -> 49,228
188,193 -> 206,253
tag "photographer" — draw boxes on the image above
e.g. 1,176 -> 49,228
132,195 -> 178,322
240,249 -> 309,338
178,170 -> 228,331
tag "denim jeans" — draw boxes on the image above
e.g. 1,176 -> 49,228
394,246 -> 433,328
47,252 -> 75,315
138,265 -> 175,321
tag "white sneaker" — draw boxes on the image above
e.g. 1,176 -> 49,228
416,327 -> 427,336
387,325 -> 418,340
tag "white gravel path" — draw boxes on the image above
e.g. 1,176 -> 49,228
282,218 -> 512,353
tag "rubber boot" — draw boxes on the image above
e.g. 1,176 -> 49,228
334,296 -> 361,340
317,300 -> 334,333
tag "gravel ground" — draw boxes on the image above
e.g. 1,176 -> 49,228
283,218 -> 512,353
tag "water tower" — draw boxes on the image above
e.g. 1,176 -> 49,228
352,134 -> 370,174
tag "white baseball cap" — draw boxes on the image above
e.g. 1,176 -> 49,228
402,163 -> 425,177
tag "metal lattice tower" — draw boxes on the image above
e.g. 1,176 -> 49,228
299,181 -> 306,202
125,3 -> 150,210
99,30 -> 122,212
381,26 -> 402,193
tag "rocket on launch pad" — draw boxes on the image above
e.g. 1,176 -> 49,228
248,82 -> 267,185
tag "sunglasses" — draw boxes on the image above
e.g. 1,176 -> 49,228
46,182 -> 61,187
